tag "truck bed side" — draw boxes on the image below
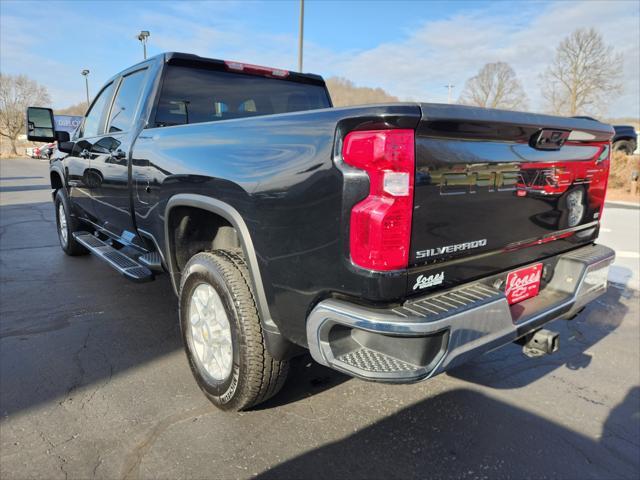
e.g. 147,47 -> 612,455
131,104 -> 422,346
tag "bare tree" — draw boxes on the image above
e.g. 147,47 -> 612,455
55,102 -> 86,116
0,74 -> 50,155
458,62 -> 528,110
541,28 -> 622,116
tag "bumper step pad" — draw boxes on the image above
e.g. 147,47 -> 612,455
73,232 -> 154,283
393,283 -> 501,320
336,348 -> 417,374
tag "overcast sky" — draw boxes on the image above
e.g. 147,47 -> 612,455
1,0 -> 638,117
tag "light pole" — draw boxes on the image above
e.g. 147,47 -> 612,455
445,83 -> 455,104
297,0 -> 304,72
137,30 -> 150,60
81,69 -> 90,107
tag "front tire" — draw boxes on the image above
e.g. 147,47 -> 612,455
179,250 -> 289,411
54,189 -> 87,256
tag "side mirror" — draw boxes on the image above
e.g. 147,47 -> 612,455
58,141 -> 75,154
55,131 -> 70,142
26,107 -> 56,142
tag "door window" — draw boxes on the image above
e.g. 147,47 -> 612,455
80,82 -> 115,138
107,69 -> 148,133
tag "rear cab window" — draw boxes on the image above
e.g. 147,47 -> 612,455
154,65 -> 331,127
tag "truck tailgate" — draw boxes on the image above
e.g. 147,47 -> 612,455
408,104 -> 613,294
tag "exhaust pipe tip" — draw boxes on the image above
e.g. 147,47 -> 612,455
519,329 -> 560,358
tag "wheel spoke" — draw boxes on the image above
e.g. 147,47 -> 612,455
58,204 -> 68,246
191,326 -> 205,345
190,301 -> 201,326
187,283 -> 233,381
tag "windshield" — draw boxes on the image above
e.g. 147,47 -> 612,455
155,65 -> 331,127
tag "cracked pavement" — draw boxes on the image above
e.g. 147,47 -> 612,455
1,157 -> 639,479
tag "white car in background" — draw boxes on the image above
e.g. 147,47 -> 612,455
36,143 -> 55,159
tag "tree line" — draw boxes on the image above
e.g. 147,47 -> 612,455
0,28 -> 625,155
458,28 -> 622,115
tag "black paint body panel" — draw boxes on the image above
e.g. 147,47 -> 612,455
407,104 -> 613,296
131,104 -> 422,346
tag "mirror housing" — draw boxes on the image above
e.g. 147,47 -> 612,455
58,141 -> 75,154
26,107 -> 56,142
55,131 -> 70,142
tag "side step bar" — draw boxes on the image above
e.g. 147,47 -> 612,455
138,251 -> 163,271
73,232 -> 154,283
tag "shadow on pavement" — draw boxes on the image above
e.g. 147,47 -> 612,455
256,387 -> 640,479
448,282 -> 629,389
257,354 -> 350,410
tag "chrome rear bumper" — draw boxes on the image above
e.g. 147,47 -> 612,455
306,244 -> 615,382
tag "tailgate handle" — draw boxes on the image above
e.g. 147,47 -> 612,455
530,129 -> 570,151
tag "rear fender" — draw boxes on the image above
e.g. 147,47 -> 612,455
164,193 -> 298,360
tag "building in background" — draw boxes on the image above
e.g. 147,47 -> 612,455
54,115 -> 82,134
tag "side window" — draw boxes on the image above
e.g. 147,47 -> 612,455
107,69 -> 148,133
80,82 -> 115,138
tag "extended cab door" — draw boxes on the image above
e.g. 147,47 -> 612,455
64,81 -> 116,221
91,67 -> 150,248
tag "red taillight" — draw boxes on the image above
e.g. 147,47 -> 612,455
224,60 -> 289,78
342,129 -> 415,271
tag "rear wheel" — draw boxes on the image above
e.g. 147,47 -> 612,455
613,140 -> 634,155
54,189 -> 87,256
179,250 -> 289,411
558,187 -> 586,229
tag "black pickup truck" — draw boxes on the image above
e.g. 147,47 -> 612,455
27,52 -> 615,411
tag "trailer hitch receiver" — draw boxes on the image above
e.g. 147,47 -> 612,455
519,329 -> 559,358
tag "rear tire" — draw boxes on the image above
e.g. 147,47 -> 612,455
613,140 -> 634,156
179,250 -> 289,411
54,189 -> 87,256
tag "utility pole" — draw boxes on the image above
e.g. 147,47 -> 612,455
445,83 -> 454,104
298,0 -> 304,72
137,30 -> 150,60
81,69 -> 90,107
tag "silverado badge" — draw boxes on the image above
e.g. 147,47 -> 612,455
416,239 -> 487,259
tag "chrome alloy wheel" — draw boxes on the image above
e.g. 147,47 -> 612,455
187,283 -> 233,381
58,203 -> 68,247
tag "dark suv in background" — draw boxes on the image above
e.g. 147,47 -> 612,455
575,116 -> 637,154
611,124 -> 638,154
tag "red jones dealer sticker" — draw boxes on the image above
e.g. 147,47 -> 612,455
505,263 -> 543,305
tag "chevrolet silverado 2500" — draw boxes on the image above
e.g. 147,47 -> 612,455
26,52 -> 615,411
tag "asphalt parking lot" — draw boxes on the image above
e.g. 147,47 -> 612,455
1,157 -> 639,479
